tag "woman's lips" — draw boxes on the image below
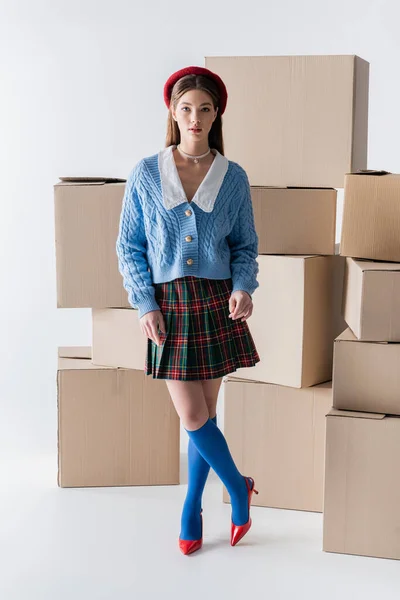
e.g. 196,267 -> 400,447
189,128 -> 202,132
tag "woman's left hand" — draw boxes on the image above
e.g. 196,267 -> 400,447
228,290 -> 253,322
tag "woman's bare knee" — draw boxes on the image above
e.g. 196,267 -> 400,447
164,379 -> 209,431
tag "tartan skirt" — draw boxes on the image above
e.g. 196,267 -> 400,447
144,276 -> 260,381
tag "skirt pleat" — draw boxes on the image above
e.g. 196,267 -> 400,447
144,276 -> 260,380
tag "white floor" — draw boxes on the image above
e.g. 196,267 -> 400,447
1,453 -> 400,600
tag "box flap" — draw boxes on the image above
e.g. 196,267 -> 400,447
58,356 -> 116,370
56,177 -> 126,186
334,327 -> 357,342
351,169 -> 392,176
334,327 -> 388,344
287,186 -> 336,190
58,346 -> 92,359
345,171 -> 400,180
285,254 -> 321,259
327,408 -> 386,419
258,253 -> 320,260
252,185 -> 288,189
224,375 -> 264,384
252,185 -> 335,190
351,257 -> 400,273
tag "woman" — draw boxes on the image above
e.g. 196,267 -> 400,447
116,65 -> 260,555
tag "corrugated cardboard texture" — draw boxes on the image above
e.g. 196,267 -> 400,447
57,351 -> 179,487
205,55 -> 369,187
342,257 -> 400,341
252,187 -> 337,255
340,173 -> 400,262
92,308 -> 147,370
223,379 -> 333,512
332,328 -> 400,414
323,410 -> 400,560
54,180 -> 130,308
234,254 -> 346,387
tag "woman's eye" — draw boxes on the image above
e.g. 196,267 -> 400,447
181,107 -> 210,111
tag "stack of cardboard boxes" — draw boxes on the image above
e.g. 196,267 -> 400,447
204,55 -> 369,513
54,178 -> 180,488
323,171 -> 400,560
57,58 -> 400,563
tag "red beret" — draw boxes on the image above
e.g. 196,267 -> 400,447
163,65 -> 228,115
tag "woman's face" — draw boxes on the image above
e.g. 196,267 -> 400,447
171,88 -> 218,144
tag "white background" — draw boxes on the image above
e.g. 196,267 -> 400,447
2,2 -> 400,598
1,0 -> 399,457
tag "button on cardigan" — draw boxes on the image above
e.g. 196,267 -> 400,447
116,145 -> 259,319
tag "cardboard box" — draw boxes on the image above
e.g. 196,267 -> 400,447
54,177 -> 130,308
323,408 -> 400,560
342,257 -> 400,341
205,55 -> 369,187
59,346 -> 92,359
222,378 -> 333,512
91,308 -> 147,370
57,348 -> 179,487
252,187 -> 337,255
234,252 -> 346,387
340,172 -> 400,262
332,328 -> 400,415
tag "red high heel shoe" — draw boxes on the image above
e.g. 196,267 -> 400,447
231,476 -> 259,546
178,509 -> 203,555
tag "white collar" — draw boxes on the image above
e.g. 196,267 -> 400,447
158,145 -> 229,212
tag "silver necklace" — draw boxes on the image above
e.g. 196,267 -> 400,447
177,144 -> 211,164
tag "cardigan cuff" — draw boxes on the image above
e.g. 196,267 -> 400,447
136,295 -> 161,319
231,281 -> 256,298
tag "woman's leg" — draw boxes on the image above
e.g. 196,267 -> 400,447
165,379 -> 249,533
180,414 -> 216,540
164,379 -> 212,540
176,377 -> 223,540
201,377 -> 223,420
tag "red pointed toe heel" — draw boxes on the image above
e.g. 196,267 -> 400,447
231,476 -> 259,547
178,509 -> 203,555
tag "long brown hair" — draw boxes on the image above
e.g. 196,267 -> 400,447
165,74 -> 225,155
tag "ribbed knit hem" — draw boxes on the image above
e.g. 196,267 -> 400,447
153,265 -> 232,285
231,280 -> 257,298
137,295 -> 161,319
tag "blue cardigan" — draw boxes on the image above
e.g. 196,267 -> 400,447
116,145 -> 259,318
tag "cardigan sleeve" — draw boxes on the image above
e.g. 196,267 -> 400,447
226,169 -> 260,298
116,164 -> 161,319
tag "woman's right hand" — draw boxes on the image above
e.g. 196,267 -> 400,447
140,310 -> 166,347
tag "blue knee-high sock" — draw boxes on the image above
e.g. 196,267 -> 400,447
184,418 -> 250,528
180,415 -> 217,541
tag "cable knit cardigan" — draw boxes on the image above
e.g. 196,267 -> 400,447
116,145 -> 259,318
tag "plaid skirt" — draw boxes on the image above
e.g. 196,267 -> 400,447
144,276 -> 260,380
